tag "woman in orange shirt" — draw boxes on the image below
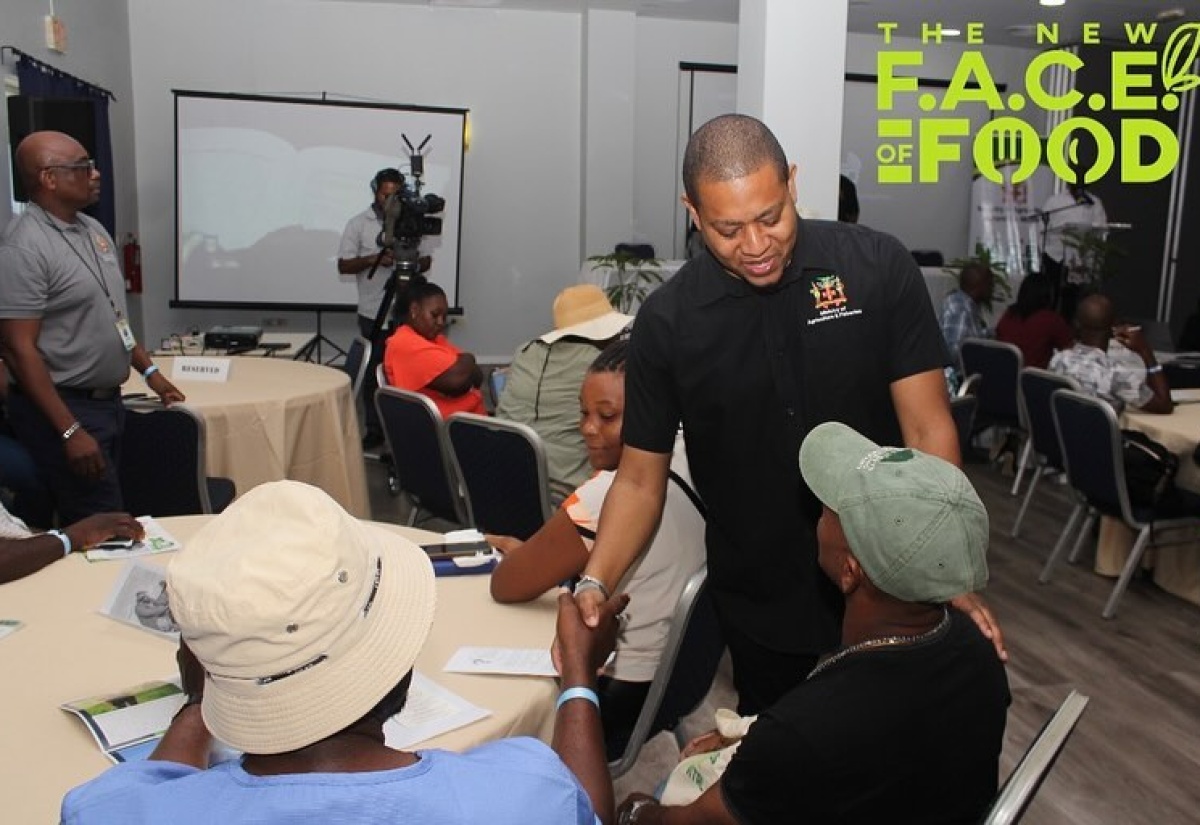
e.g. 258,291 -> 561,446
383,276 -> 485,417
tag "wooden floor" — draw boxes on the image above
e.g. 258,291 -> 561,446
366,456 -> 1200,823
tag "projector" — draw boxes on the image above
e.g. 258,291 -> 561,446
204,325 -> 262,350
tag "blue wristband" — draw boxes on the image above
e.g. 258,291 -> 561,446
143,364 -> 160,380
47,529 -> 71,557
556,686 -> 600,712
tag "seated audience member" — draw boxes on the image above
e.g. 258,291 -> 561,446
1,364 -> 53,527
383,275 -> 485,418
995,274 -> 1074,369
489,340 -> 705,759
617,422 -> 1010,825
1049,294 -> 1173,415
0,501 -> 141,584
62,480 -> 626,825
837,174 -> 860,224
940,262 -> 994,368
495,286 -> 633,499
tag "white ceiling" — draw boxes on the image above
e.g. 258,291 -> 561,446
365,0 -> 1200,46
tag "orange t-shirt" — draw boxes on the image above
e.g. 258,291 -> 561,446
383,325 -> 486,418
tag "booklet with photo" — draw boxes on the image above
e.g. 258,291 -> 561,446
84,516 -> 183,562
60,679 -> 187,763
100,559 -> 180,639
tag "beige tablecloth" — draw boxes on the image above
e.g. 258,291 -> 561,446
1096,404 -> 1200,605
125,357 -> 369,517
0,517 -> 559,823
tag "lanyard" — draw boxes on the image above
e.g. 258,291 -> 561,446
40,211 -> 124,321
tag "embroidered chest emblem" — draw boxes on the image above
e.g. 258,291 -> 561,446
810,275 -> 847,310
93,234 -> 111,254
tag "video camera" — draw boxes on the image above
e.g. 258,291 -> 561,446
379,133 -> 445,272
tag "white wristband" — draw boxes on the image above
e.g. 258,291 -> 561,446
143,364 -> 160,380
47,529 -> 71,556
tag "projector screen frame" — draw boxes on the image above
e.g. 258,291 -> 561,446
170,89 -> 467,314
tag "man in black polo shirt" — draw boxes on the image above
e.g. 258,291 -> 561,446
570,114 -> 1005,715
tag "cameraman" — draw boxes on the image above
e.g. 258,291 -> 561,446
337,168 -> 402,449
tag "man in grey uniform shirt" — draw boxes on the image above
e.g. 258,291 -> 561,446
0,131 -> 183,522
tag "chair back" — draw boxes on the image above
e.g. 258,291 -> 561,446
343,336 -> 371,401
446,413 -> 552,540
1050,389 -> 1129,518
374,386 -> 466,523
983,690 -> 1090,825
949,394 -> 978,457
119,405 -> 227,516
960,339 -> 1024,430
1019,369 -> 1079,472
608,566 -> 724,779
376,363 -> 389,389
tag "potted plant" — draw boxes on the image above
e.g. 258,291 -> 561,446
1060,226 -> 1125,286
587,250 -> 663,313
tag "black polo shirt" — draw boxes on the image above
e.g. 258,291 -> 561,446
624,218 -> 947,654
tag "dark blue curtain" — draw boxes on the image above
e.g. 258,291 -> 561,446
15,54 -> 116,236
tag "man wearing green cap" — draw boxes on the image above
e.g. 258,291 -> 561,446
616,422 -> 1010,825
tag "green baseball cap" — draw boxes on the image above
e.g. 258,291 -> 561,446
799,421 -> 989,603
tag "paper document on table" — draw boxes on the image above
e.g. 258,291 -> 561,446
443,646 -> 558,677
84,516 -> 183,561
0,619 -> 23,641
100,559 -> 180,639
1170,388 -> 1200,404
60,678 -> 185,763
382,672 -> 490,749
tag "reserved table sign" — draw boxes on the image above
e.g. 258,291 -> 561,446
171,357 -> 232,383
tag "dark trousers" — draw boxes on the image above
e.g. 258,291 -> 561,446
598,676 -> 651,761
358,315 -> 384,437
6,391 -> 124,524
719,615 -> 820,716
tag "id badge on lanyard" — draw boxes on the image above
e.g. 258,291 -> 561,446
115,316 -> 137,352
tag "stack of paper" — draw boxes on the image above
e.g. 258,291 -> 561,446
61,679 -> 186,763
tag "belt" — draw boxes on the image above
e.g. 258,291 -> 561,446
10,383 -> 121,401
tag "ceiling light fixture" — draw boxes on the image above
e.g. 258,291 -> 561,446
942,28 -> 962,37
1039,0 -> 1067,7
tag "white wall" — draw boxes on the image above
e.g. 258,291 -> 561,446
0,0 -> 141,328
127,0 -> 582,359
632,17 -> 738,258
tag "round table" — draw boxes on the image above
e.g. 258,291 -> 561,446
0,517 -> 559,823
124,357 -> 369,517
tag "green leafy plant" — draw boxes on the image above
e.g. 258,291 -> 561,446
1060,226 -> 1125,285
944,243 -> 1012,311
587,251 -> 663,313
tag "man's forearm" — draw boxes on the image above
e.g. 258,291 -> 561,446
552,664 -> 614,825
0,535 -> 65,584
583,453 -> 670,591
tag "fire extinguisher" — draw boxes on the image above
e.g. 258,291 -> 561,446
123,234 -> 142,294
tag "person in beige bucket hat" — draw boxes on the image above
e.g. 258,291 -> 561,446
63,480 -> 629,825
617,422 -> 1010,825
496,285 -> 634,500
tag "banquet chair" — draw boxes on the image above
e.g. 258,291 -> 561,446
445,413 -> 552,540
342,336 -> 371,403
1041,389 -> 1200,618
608,565 -> 724,779
374,386 -> 467,526
119,405 -> 236,516
1011,369 -> 1080,538
376,363 -> 389,389
982,690 -> 1090,825
960,338 -> 1027,494
949,394 -> 978,460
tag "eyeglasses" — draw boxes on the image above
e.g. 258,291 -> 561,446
42,159 -> 97,174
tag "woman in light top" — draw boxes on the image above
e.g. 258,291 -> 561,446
488,339 -> 706,759
383,275 -> 485,417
